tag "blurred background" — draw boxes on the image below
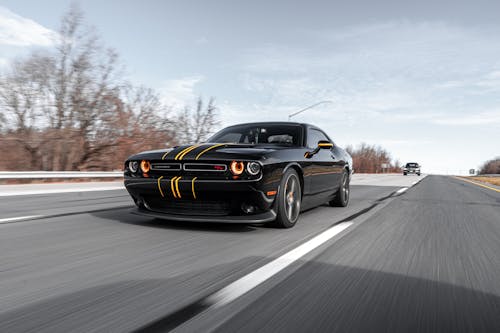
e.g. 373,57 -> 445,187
0,0 -> 499,174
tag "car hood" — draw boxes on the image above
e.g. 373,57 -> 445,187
128,143 -> 287,161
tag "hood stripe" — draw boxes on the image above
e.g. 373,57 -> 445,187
161,150 -> 172,160
195,143 -> 226,160
175,145 -> 200,160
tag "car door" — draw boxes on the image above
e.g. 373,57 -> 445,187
305,128 -> 343,196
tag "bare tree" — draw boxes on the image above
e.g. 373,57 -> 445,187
0,5 -> 218,172
175,97 -> 218,144
346,143 -> 401,173
479,157 -> 500,174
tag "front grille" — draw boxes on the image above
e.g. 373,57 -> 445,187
183,163 -> 227,172
151,163 -> 181,171
145,197 -> 232,216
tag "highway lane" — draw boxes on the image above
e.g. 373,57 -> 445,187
0,176 -> 409,332
0,182 -> 127,220
179,175 -> 500,333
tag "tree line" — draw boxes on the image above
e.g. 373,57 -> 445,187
478,157 -> 500,174
0,6 -> 217,171
346,143 -> 402,173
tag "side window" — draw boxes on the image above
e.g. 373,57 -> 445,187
307,129 -> 329,149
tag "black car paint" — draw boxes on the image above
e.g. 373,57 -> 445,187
124,122 -> 353,223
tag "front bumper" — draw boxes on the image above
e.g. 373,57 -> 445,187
125,177 -> 277,223
132,207 -> 276,223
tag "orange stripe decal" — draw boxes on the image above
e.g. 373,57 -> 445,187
175,176 -> 182,198
157,176 -> 164,197
191,177 -> 197,199
177,145 -> 200,160
170,177 -> 178,198
195,144 -> 225,160
162,150 -> 172,160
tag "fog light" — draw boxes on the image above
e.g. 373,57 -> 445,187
241,203 -> 256,214
247,161 -> 261,175
129,161 -> 139,173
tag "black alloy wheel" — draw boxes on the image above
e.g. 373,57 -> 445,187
274,169 -> 302,228
330,170 -> 350,207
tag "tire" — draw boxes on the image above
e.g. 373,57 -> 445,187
273,169 -> 302,228
417,173 -> 421,176
403,172 -> 407,176
330,170 -> 350,207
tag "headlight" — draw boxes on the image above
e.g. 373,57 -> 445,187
246,162 -> 261,175
140,160 -> 151,173
128,161 -> 139,173
230,161 -> 245,175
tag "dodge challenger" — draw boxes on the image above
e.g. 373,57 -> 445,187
124,122 -> 353,228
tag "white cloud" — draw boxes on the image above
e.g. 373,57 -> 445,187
159,75 -> 204,107
232,20 -> 500,129
0,6 -> 57,47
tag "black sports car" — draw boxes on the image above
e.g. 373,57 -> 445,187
124,122 -> 353,228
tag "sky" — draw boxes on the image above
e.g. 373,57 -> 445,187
0,0 -> 499,174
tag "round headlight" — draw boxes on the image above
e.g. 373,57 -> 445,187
128,161 -> 139,173
246,162 -> 261,176
230,161 -> 245,175
140,160 -> 151,173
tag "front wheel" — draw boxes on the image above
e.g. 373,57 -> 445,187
330,170 -> 350,207
274,169 -> 302,228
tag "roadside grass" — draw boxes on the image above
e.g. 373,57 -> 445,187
468,176 -> 500,187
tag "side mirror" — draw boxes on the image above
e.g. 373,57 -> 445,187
318,140 -> 333,149
305,140 -> 333,158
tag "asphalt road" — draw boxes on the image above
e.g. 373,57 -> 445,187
0,175 -> 499,332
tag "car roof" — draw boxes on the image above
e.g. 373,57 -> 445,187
222,122 -> 328,132
224,121 -> 307,128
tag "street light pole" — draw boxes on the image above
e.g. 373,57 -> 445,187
287,100 -> 333,121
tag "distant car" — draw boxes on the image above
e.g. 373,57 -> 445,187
403,162 -> 421,176
124,122 -> 353,228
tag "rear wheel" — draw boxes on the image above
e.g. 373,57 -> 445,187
330,170 -> 350,207
274,169 -> 301,228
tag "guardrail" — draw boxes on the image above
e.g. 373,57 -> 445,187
0,171 -> 123,179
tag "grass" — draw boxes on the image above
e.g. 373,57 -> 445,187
469,176 -> 500,186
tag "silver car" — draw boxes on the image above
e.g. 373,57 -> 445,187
403,162 -> 421,176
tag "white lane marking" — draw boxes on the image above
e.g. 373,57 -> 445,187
396,187 -> 408,194
0,186 -> 124,197
0,215 -> 42,224
205,222 -> 353,307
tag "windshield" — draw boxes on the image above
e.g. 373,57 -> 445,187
208,124 -> 303,146
406,163 -> 419,168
